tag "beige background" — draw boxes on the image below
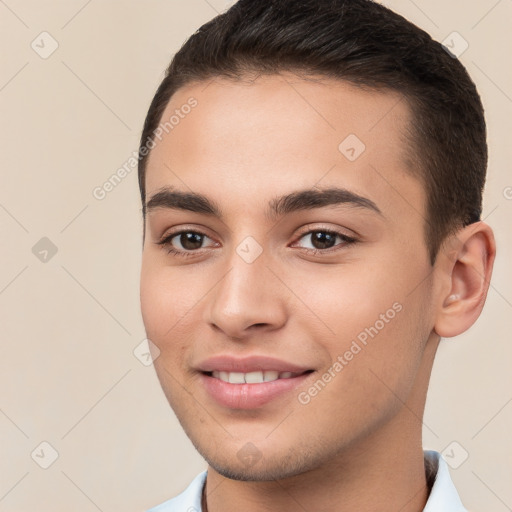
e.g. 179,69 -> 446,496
0,0 -> 510,510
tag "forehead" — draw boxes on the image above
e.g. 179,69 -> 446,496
144,73 -> 424,222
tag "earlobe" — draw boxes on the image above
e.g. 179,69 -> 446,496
434,222 -> 496,338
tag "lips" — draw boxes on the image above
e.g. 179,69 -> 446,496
197,355 -> 314,409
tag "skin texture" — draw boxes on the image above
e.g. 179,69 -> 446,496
140,73 -> 495,512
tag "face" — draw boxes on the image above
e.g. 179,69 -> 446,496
140,73 -> 438,480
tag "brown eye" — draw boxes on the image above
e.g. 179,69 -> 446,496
157,230 -> 216,256
309,231 -> 337,249
293,229 -> 357,254
176,232 -> 204,250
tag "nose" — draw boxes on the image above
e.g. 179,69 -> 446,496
203,250 -> 288,340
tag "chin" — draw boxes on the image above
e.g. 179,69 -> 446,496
204,456 -> 312,482
194,437 -> 327,482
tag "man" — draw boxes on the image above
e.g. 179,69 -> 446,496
138,0 -> 496,510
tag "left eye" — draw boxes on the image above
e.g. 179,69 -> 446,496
295,230 -> 356,250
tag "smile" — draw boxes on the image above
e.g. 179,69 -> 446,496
209,370 -> 304,384
200,370 -> 314,409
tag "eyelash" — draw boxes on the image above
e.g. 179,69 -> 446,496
156,227 -> 358,259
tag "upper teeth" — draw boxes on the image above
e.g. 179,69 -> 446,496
211,371 -> 296,384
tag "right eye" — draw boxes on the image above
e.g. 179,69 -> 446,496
156,230 -> 218,257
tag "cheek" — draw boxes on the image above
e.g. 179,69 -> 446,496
286,266 -> 402,341
140,268 -> 171,340
339,287 -> 431,408
291,263 -> 429,384
140,260 -> 201,337
307,303 -> 426,428
140,267 -> 190,386
140,260 -> 216,379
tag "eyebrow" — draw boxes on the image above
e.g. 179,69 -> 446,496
144,186 -> 383,220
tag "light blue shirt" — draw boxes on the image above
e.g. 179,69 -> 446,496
146,450 -> 467,511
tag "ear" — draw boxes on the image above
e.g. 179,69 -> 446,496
434,221 -> 496,338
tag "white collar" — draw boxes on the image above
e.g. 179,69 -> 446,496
423,450 -> 467,511
146,450 -> 467,511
